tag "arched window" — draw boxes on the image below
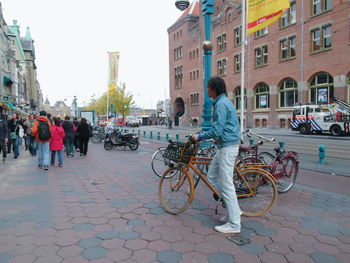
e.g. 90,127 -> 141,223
279,78 -> 298,107
309,72 -> 334,104
255,83 -> 269,109
234,87 -> 247,110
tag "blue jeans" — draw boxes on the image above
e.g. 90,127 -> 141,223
25,136 -> 37,156
37,141 -> 50,166
51,150 -> 63,164
12,138 -> 19,158
207,145 -> 241,229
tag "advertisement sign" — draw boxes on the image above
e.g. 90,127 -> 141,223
248,0 -> 290,34
260,95 -> 267,107
318,88 -> 328,103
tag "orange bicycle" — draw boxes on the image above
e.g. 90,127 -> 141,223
158,138 -> 277,216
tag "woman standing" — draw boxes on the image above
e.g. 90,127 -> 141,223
77,118 -> 90,156
7,113 -> 22,159
24,113 -> 37,156
50,117 -> 65,167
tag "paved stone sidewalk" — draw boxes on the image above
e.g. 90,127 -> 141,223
0,141 -> 349,263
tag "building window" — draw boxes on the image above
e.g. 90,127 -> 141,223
175,66 -> 183,89
196,70 -> 199,79
234,26 -> 242,46
255,27 -> 268,38
255,82 -> 270,109
279,78 -> 298,107
234,86 -> 247,110
196,48 -> 199,58
309,72 -> 334,103
217,33 -> 227,52
280,36 -> 296,60
255,45 -> 268,67
190,93 -> 199,105
312,0 -> 332,16
311,24 -> 332,52
234,54 -> 241,73
190,72 -> 192,80
174,46 -> 182,60
217,59 -> 227,76
190,51 -> 192,60
280,1 -> 296,28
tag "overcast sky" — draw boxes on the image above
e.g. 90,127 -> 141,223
2,0 -> 184,108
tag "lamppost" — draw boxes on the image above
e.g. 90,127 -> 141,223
175,0 -> 214,131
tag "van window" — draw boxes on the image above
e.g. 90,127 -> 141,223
293,108 -> 301,115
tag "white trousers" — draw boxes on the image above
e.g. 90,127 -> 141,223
207,145 -> 241,228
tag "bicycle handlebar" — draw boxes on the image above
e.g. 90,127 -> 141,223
242,129 -> 275,142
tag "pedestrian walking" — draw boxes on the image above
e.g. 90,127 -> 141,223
7,113 -> 22,159
193,77 -> 242,234
50,117 -> 65,167
24,113 -> 37,156
31,111 -> 52,170
73,117 -> 80,152
77,118 -> 90,156
62,116 -> 75,157
0,117 -> 8,163
6,115 -> 12,154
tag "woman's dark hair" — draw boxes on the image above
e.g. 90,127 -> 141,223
208,77 -> 227,97
53,117 -> 61,126
80,118 -> 87,124
29,113 -> 35,119
65,115 -> 70,120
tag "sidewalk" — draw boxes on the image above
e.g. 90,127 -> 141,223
0,142 -> 349,263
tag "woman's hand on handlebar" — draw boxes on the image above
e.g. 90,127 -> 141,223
192,134 -> 199,142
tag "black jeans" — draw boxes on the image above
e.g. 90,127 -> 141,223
79,136 -> 89,155
0,140 -> 7,159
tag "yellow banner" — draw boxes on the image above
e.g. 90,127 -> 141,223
108,52 -> 120,84
108,82 -> 116,95
247,0 -> 290,34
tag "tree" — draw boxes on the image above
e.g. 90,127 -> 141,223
84,83 -> 135,118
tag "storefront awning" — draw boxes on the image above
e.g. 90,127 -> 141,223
4,102 -> 14,110
3,76 -> 13,87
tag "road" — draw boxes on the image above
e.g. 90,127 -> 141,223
131,126 -> 350,176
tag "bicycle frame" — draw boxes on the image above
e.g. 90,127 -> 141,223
183,155 -> 273,204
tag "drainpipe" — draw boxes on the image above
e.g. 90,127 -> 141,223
300,0 -> 305,103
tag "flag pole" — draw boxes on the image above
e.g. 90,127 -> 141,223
106,52 -> 109,122
240,0 -> 246,136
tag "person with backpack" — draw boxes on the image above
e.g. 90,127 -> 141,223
77,118 -> 90,156
50,117 -> 65,167
62,115 -> 75,157
31,111 -> 52,170
7,113 -> 22,159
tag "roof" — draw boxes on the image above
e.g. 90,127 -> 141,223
53,101 -> 68,108
177,0 -> 200,21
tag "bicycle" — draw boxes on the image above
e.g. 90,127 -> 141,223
91,126 -> 106,144
238,129 -> 299,193
151,139 -> 216,179
158,137 -> 277,216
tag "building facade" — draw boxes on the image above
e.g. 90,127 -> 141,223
168,0 -> 350,128
0,3 -> 43,118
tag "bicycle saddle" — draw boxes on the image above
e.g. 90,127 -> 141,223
239,144 -> 251,152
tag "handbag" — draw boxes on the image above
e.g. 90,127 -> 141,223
9,123 -> 19,139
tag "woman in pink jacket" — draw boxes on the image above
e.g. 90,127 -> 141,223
50,117 -> 65,167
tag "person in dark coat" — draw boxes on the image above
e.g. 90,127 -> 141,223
0,117 -> 8,162
62,115 -> 75,157
7,113 -> 22,159
73,117 -> 80,151
77,118 -> 90,156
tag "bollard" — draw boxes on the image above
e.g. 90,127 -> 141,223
279,141 -> 285,156
176,134 -> 179,142
150,131 -> 153,139
166,133 -> 169,142
157,132 -> 160,140
132,129 -> 135,134
143,131 -> 146,138
138,130 -> 141,137
319,144 -> 326,164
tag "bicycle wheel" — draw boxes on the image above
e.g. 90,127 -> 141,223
91,134 -> 102,144
273,156 -> 298,193
151,148 -> 176,177
234,168 -> 277,217
194,146 -> 216,188
258,152 -> 275,167
159,167 -> 194,214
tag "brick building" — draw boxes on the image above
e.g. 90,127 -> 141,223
168,0 -> 350,128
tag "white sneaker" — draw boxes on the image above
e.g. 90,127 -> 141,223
214,222 -> 241,234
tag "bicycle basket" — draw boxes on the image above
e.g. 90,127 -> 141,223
163,142 -> 197,164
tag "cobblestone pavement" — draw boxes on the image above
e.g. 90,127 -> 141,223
0,141 -> 349,263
